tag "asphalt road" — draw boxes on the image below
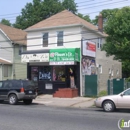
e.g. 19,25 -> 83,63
0,102 -> 130,130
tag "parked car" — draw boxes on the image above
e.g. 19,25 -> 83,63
94,88 -> 130,112
0,79 -> 37,105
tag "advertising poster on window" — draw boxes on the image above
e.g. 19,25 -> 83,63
82,57 -> 96,75
82,40 -> 96,57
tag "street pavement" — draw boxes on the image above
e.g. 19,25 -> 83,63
33,94 -> 95,108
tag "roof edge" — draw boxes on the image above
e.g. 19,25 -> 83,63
0,57 -> 12,64
0,29 -> 12,42
24,24 -> 82,32
81,24 -> 107,37
24,23 -> 107,37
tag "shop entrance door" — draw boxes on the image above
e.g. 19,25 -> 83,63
66,63 -> 80,95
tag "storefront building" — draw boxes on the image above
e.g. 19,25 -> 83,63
22,10 -> 122,96
21,48 -> 80,95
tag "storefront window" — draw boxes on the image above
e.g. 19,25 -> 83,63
31,67 -> 38,81
53,66 -> 65,82
39,66 -> 51,81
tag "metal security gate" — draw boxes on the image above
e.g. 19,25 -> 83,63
85,75 -> 97,96
108,78 -> 125,95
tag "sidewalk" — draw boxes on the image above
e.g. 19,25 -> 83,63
33,94 -> 95,108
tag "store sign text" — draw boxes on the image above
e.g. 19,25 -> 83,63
21,53 -> 49,62
50,52 -> 74,61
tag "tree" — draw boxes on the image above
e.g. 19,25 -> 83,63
102,7 -> 130,77
77,13 -> 92,23
62,0 -> 77,14
0,19 -> 12,26
92,8 -> 119,26
13,0 -> 64,29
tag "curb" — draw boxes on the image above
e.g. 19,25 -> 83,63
70,98 -> 95,107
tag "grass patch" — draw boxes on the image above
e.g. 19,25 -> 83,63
84,90 -> 107,98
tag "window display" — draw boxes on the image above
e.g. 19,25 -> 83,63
31,67 -> 38,81
53,66 -> 65,82
39,66 -> 51,80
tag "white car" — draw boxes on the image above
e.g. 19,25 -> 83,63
94,88 -> 130,112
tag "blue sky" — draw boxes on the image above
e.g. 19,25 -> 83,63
0,0 -> 130,23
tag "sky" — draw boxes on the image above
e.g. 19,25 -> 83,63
0,0 -> 130,24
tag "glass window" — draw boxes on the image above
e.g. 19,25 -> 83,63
53,66 -> 65,82
39,66 -> 51,81
124,89 -> 130,95
0,81 -> 3,88
43,33 -> 48,47
31,67 -> 38,82
57,31 -> 63,46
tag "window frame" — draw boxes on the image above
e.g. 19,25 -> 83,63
57,31 -> 63,46
97,38 -> 102,49
42,32 -> 49,47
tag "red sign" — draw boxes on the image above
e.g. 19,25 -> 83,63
82,40 -> 96,57
86,42 -> 96,52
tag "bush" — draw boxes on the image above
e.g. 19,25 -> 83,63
98,90 -> 107,97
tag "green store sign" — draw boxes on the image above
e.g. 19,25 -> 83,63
49,48 -> 80,65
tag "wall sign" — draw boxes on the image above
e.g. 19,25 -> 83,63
49,48 -> 80,65
50,61 -> 75,65
82,40 -> 96,57
45,84 -> 53,89
21,53 -> 49,62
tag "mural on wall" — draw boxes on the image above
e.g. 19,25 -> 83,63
82,57 -> 96,75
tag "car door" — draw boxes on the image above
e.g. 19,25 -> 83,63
0,81 -> 3,99
0,81 -> 11,99
117,89 -> 130,108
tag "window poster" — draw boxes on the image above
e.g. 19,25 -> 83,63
39,66 -> 51,80
82,57 -> 96,75
31,67 -> 38,81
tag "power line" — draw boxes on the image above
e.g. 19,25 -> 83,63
0,29 -> 106,44
1,3 -> 129,24
0,0 -> 129,21
0,36 -> 104,49
78,0 -> 129,10
77,0 -> 114,8
76,0 -> 95,5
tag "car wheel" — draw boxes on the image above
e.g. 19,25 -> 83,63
103,100 -> 115,112
23,99 -> 32,105
8,94 -> 18,105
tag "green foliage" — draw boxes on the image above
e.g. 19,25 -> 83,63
62,0 -> 77,14
101,7 -> 130,77
98,90 -> 107,97
125,77 -> 130,82
0,19 -> 12,26
92,8 -> 119,26
122,60 -> 130,78
13,0 -> 78,29
13,0 -> 64,29
102,7 -> 130,59
77,13 -> 92,23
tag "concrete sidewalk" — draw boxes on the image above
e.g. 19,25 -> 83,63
33,94 -> 95,108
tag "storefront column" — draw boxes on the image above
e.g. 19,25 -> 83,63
80,57 -> 83,96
